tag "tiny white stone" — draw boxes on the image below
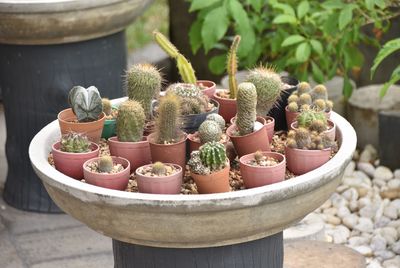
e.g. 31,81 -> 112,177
390,199 -> 400,210
320,199 -> 332,209
374,250 -> 395,261
374,216 -> 391,229
359,197 -> 373,209
370,235 -> 387,252
349,200 -> 359,212
348,236 -> 370,247
331,193 -> 349,209
343,176 -> 364,188
373,179 -> 387,188
359,144 -> 377,163
337,206 -> 351,218
345,161 -> 356,176
374,166 -> 394,181
394,169 -> 400,179
387,178 -> 400,189
388,219 -> 400,228
355,217 -> 374,233
380,227 -> 398,245
354,245 -> 373,256
360,204 -> 379,219
383,205 -> 398,220
332,225 -> 350,244
382,256 -> 400,268
325,214 -> 341,225
357,162 -> 375,178
342,188 -> 359,202
324,207 -> 338,216
367,259 -> 383,268
391,241 -> 400,254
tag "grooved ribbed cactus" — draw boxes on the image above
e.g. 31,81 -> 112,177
68,86 -> 103,122
227,35 -> 241,99
116,100 -> 145,142
236,82 -> 257,136
198,120 -> 222,144
99,156 -> 113,173
155,92 -> 181,144
199,141 -> 227,172
60,132 -> 91,153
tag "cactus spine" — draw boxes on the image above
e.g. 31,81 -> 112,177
155,92 -> 181,144
68,86 -> 103,122
227,35 -> 241,99
297,109 -> 327,130
167,83 -> 209,115
199,142 -> 227,171
152,162 -> 167,176
236,82 -> 257,136
116,100 -> 145,142
102,98 -> 112,116
311,85 -> 328,101
206,113 -> 225,130
99,156 -> 113,173
60,132 -> 91,153
297,82 -> 311,95
287,128 -> 334,150
198,120 -> 222,144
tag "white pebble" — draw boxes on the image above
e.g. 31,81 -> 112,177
348,236 -> 370,247
394,169 -> 400,179
337,206 -> 351,218
370,235 -> 387,252
391,241 -> 400,254
349,200 -> 359,212
367,259 -> 383,268
343,176 -> 363,188
374,250 -> 395,261
388,219 -> 400,228
359,144 -> 377,163
375,216 -> 391,228
359,197 -> 372,209
390,199 -> 400,210
387,178 -> 400,189
354,245 -> 373,256
342,188 -> 359,202
325,214 -> 341,225
343,214 -> 359,229
374,166 -> 394,181
360,204 -> 379,219
358,162 -> 375,178
355,217 -> 374,233
380,227 -> 398,245
383,205 -> 398,220
324,207 -> 338,216
344,161 -> 356,176
332,225 -> 350,244
374,178 -> 387,188
331,193 -> 348,209
336,184 -> 349,193
383,256 -> 400,268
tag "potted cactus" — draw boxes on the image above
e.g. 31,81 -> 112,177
239,151 -> 286,189
226,82 -> 270,157
135,162 -> 183,194
153,31 -> 216,98
108,100 -> 152,172
291,109 -> 336,141
83,155 -> 130,190
147,92 -> 187,169
51,132 -> 99,179
188,141 -> 230,194
58,86 -> 105,143
101,98 -> 118,139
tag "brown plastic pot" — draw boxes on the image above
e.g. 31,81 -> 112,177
147,132 -> 187,169
213,90 -> 237,122
191,161 -> 231,194
285,146 -> 331,175
197,80 -> 216,98
239,152 -> 286,188
83,156 -> 130,191
226,116 -> 270,157
58,108 -> 105,143
52,141 -> 99,180
290,119 -> 336,141
135,163 -> 182,194
108,137 -> 152,172
231,115 -> 275,143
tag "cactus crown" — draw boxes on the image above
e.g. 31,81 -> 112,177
168,83 -> 201,98
102,98 -> 112,116
227,35 -> 241,99
311,84 -> 328,101
297,109 -> 327,130
155,92 -> 181,144
153,31 -> 197,84
68,86 -> 103,122
198,120 -> 222,144
98,156 -> 113,173
60,132 -> 91,153
126,63 -> 162,119
116,100 -> 145,142
167,83 -> 209,115
152,162 -> 167,176
199,141 -> 227,172
205,113 -> 225,130
287,127 -> 334,150
287,102 -> 299,112
297,82 -> 311,95
236,82 -> 257,136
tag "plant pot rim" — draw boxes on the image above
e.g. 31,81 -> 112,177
108,136 -> 147,145
291,119 -> 335,131
136,163 -> 183,179
197,80 -> 216,87
239,152 -> 286,170
190,159 -> 230,177
52,141 -> 99,156
213,89 -> 236,101
147,132 -> 187,146
226,116 -> 267,139
83,156 -> 130,178
58,108 -> 106,126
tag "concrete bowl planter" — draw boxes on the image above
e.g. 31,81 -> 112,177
29,96 -> 356,248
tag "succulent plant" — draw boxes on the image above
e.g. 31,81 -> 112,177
116,100 -> 145,142
236,82 -> 257,136
287,94 -> 299,103
297,82 -> 311,96
227,35 -> 241,99
287,102 -> 299,112
167,83 -> 209,115
60,132 -> 91,153
205,113 -> 225,130
126,63 -> 162,119
298,93 -> 312,106
326,100 -> 334,111
68,86 -> 103,122
198,120 -> 222,144
102,98 -> 112,116
246,66 -> 282,116
312,99 -> 326,112
297,109 -> 327,130
155,92 -> 181,144
188,151 -> 210,175
98,156 -> 113,173
309,119 -> 327,133
253,150 -> 264,164
199,141 -> 227,172
152,162 -> 167,176
311,84 -> 328,101
153,31 -> 197,84
287,128 -> 334,150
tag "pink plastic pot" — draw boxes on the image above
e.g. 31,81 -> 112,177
83,156 -> 130,190
213,90 -> 237,122
135,163 -> 182,194
191,161 -> 231,194
285,146 -> 331,175
52,141 -> 99,180
239,152 -> 286,188
197,80 -> 216,98
231,115 -> 275,143
108,137 -> 151,172
290,119 -> 336,141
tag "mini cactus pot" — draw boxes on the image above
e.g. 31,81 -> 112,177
108,137 -> 152,172
180,99 -> 219,134
213,89 -> 237,122
231,115 -> 275,143
187,132 -> 229,155
52,141 -> 99,180
135,163 -> 182,194
83,156 -> 130,190
290,119 -> 336,141
285,146 -> 331,175
197,80 -> 216,98
191,160 -> 231,194
239,152 -> 286,188
285,105 -> 332,130
58,108 -> 105,143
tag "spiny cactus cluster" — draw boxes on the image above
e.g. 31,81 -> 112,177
68,86 -> 103,122
151,162 -> 167,176
116,100 -> 145,142
188,142 -> 227,175
153,31 -> 197,84
198,120 -> 222,144
297,109 -> 327,132
246,66 -> 282,116
287,82 -> 333,113
167,83 -> 209,115
205,113 -> 225,130
60,132 -> 91,153
227,35 -> 241,99
236,82 -> 257,136
287,128 -> 335,150
155,92 -> 181,144
126,63 -> 162,119
102,98 -> 112,116
98,156 -> 113,173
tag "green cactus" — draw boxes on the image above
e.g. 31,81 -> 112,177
297,109 -> 327,129
155,92 -> 181,144
167,83 -> 208,115
198,120 -> 222,144
246,66 -> 282,115
199,141 -> 227,172
297,82 -> 311,96
311,84 -> 328,101
152,162 -> 167,176
98,156 -> 113,173
126,63 -> 162,119
102,98 -> 112,116
236,82 -> 257,136
206,113 -> 225,130
287,102 -> 299,112
116,100 -> 145,142
227,35 -> 241,99
60,132 -> 91,153
153,31 -> 197,84
68,86 -> 103,122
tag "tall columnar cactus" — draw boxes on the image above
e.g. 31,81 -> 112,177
227,35 -> 241,99
102,98 -> 112,116
236,82 -> 257,136
68,86 -> 103,122
246,66 -> 282,115
167,83 -> 208,115
155,92 -> 181,144
206,113 -> 225,130
152,162 -> 167,176
153,31 -> 197,84
60,132 -> 91,153
199,141 -> 227,172
98,156 -> 113,173
126,63 -> 162,119
297,109 -> 327,129
116,100 -> 145,142
198,120 -> 222,144
311,85 -> 328,101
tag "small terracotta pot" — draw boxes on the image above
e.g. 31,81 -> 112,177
226,117 -> 270,157
147,132 -> 187,169
58,108 -> 105,143
290,119 -> 336,141
191,161 -> 231,194
83,156 -> 130,190
285,105 -> 332,130
187,132 -> 229,155
213,90 -> 237,122
197,80 -> 216,98
231,115 -> 275,143
108,137 -> 152,172
135,163 -> 182,194
285,146 -> 331,175
52,141 -> 99,180
239,152 -> 286,188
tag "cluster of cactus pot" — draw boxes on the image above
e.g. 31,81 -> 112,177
188,141 -> 227,175
287,82 -> 333,113
286,128 -> 335,150
167,83 -> 209,115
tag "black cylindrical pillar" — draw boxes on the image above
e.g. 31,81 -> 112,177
379,110 -> 400,170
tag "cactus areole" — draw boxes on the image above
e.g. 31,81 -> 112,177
68,86 -> 103,122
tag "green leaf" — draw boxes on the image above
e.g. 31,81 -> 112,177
295,42 -> 311,62
322,0 -> 345,9
208,54 -> 226,75
189,0 -> 221,12
365,0 -> 375,10
374,0 -> 386,9
339,5 -> 353,30
189,19 -> 203,54
272,14 -> 297,24
310,40 -> 323,55
343,74 -> 353,100
323,13 -> 339,34
311,61 -> 324,83
271,3 -> 296,16
248,0 -> 263,13
201,6 -> 229,53
281,35 -> 305,47
380,66 -> 400,98
297,1 -> 310,19
371,38 -> 400,78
